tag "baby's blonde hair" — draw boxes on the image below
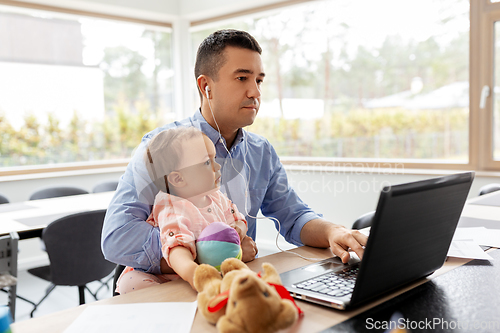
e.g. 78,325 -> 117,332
144,126 -> 205,193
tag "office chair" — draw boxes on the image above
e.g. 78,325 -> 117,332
352,211 -> 375,230
29,185 -> 116,296
26,209 -> 116,317
92,181 -> 119,193
0,194 -> 9,205
29,186 -> 90,251
478,183 -> 500,196
0,232 -> 19,320
112,264 -> 126,296
29,186 -> 88,201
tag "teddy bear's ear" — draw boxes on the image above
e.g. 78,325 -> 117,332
220,257 -> 248,275
270,299 -> 299,331
260,262 -> 282,285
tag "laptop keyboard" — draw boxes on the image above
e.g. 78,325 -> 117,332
294,266 -> 359,298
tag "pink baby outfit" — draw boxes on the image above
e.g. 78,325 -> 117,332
116,190 -> 246,294
147,190 -> 246,265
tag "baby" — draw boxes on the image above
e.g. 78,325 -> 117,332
117,127 -> 247,293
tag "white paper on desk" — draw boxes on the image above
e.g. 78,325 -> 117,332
453,227 -> 500,248
63,301 -> 197,333
447,240 -> 493,260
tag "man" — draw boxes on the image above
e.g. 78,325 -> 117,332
102,29 -> 367,276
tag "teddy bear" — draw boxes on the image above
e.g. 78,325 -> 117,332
194,257 -> 302,333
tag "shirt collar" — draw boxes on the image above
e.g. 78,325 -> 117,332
193,109 -> 246,148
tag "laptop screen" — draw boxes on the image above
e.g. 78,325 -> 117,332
350,172 -> 474,305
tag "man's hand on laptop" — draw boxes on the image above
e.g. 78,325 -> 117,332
328,226 -> 368,263
301,219 -> 368,264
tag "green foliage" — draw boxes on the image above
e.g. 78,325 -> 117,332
0,101 -> 161,167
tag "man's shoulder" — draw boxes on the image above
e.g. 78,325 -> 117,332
245,131 -> 272,149
244,131 -> 281,158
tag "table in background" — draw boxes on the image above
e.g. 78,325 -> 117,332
0,192 -> 115,239
459,189 -> 500,229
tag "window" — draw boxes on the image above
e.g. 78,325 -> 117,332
191,0 -> 470,165
474,0 -> 500,170
0,5 -> 173,169
494,22 -> 500,161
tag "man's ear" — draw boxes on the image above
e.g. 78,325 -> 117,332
167,171 -> 186,188
197,75 -> 211,99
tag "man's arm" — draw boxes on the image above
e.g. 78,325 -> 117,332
300,218 -> 368,263
101,141 -> 164,274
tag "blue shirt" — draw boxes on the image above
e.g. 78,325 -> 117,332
101,110 -> 322,274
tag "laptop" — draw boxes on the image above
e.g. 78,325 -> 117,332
280,172 -> 474,310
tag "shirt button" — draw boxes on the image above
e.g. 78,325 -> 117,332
168,232 -> 174,237
207,208 -> 212,213
231,209 -> 235,213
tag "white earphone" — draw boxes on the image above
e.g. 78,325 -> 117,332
205,86 -> 210,99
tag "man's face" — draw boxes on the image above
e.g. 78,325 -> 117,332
208,46 -> 265,130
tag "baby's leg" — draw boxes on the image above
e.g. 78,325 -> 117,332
117,270 -> 174,294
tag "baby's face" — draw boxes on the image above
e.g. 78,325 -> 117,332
176,135 -> 221,197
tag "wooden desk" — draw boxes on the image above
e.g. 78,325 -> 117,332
0,192 -> 114,239
10,246 -> 474,333
9,191 -> 499,333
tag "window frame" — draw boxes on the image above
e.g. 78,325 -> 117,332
477,0 -> 500,171
0,0 -> 172,28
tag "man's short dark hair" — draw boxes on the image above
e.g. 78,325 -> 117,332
194,29 -> 262,95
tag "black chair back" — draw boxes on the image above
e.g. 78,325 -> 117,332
42,209 -> 116,286
29,186 -> 88,201
0,194 -> 9,205
352,211 -> 375,230
478,183 -> 500,196
92,181 -> 119,193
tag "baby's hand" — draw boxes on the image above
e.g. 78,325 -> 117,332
232,221 -> 247,241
